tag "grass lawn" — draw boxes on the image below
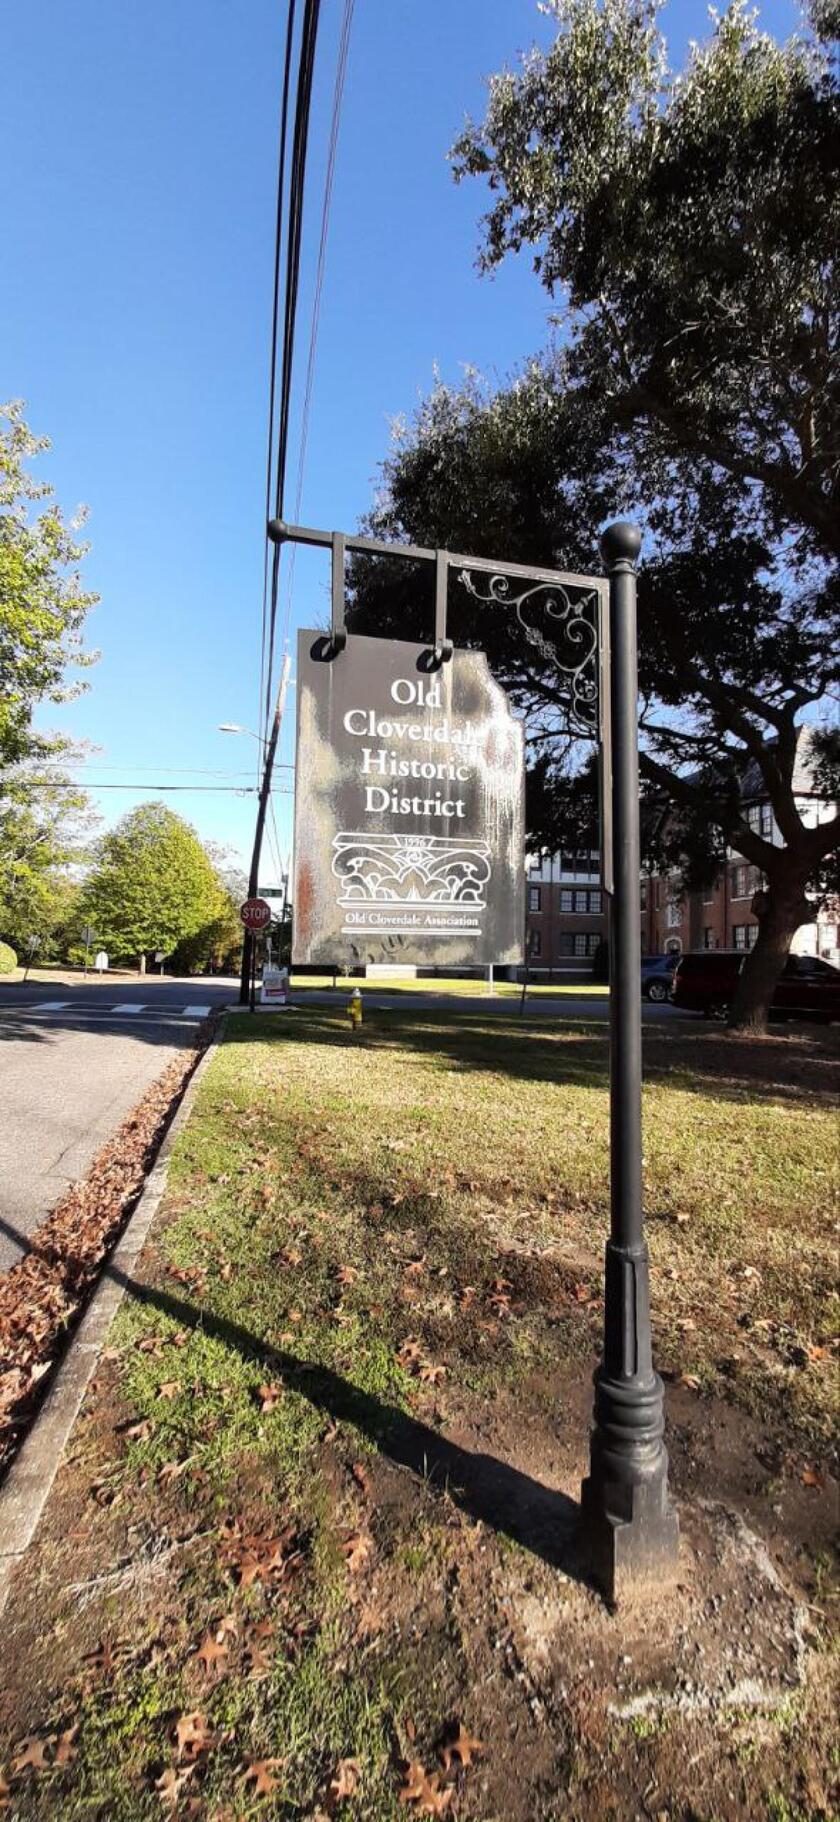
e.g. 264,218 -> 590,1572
290,974 -> 608,997
0,1008 -> 836,1820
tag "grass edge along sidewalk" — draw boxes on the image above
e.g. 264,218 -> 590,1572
0,1005 -> 836,1821
0,1037 -> 220,1616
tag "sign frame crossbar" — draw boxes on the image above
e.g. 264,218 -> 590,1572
269,515 -> 613,894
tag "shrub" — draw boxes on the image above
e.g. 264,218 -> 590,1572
0,942 -> 18,974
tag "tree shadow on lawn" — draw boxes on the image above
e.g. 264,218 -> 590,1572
223,1008 -> 840,1109
119,1271 -> 587,1583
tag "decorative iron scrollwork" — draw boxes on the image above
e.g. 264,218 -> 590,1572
458,570 -> 600,736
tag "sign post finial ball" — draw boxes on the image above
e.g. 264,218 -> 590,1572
600,521 -> 642,568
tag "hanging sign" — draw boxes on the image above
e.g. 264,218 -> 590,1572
292,631 -> 524,967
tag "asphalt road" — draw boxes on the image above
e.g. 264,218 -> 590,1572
0,976 -> 236,1275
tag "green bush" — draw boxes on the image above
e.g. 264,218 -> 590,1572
0,942 -> 18,974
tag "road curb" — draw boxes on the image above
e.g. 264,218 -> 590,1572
0,1035 -> 221,1618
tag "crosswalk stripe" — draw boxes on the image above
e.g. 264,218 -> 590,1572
32,1000 -> 71,1011
183,1005 -> 211,1017
110,1003 -> 144,1013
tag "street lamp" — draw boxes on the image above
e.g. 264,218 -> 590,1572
218,722 -> 263,742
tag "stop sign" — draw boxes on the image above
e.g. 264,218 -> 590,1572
239,897 -> 272,933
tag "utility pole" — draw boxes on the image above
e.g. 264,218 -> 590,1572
239,651 -> 292,1005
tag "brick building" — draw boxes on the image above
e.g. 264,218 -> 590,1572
525,730 -> 838,974
640,731 -> 839,964
523,850 -> 608,980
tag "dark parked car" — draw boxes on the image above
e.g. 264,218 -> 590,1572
641,953 -> 680,1002
671,950 -> 840,1021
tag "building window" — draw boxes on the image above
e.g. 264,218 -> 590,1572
703,927 -> 716,950
733,924 -> 758,951
590,890 -> 602,914
732,864 -> 750,899
528,928 -> 542,957
560,932 -> 601,958
640,880 -> 647,910
702,877 -> 717,906
560,889 -> 573,912
760,804 -> 772,837
573,889 -> 587,912
666,899 -> 682,929
528,886 -> 541,913
747,804 -> 760,832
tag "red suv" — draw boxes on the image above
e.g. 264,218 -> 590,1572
671,950 -> 840,1021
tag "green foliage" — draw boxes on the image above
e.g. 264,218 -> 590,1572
451,0 -> 839,562
0,401 -> 99,769
0,761 -> 96,956
351,0 -> 840,1029
0,940 -> 16,973
78,802 -> 233,968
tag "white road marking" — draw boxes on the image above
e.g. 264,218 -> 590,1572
111,1003 -> 144,1013
183,1004 -> 211,1017
30,1001 -> 71,1011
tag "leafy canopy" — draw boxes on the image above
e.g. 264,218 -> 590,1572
451,0 -> 839,562
0,401 -> 99,768
79,803 -> 232,965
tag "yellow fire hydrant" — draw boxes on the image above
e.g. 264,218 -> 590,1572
348,986 -> 363,1031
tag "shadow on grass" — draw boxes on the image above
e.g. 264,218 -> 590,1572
121,1272 -> 585,1581
0,1208 -> 586,1580
222,1007 -> 840,1107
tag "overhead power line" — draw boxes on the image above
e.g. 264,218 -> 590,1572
281,0 -> 355,653
259,0 -> 299,754
6,781 -> 294,795
264,0 -> 323,737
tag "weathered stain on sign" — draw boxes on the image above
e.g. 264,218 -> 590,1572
292,630 -> 525,967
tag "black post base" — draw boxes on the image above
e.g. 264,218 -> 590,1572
581,1418 -> 679,1603
581,1241 -> 679,1601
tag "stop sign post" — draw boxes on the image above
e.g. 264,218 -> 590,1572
240,899 -> 271,1010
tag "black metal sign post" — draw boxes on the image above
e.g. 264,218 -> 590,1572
269,513 -> 678,1598
580,524 -> 679,1598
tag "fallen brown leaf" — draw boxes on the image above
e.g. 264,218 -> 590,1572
194,1631 -> 229,1675
801,1466 -> 826,1489
174,1711 -> 213,1760
258,1382 -> 283,1412
351,1460 -> 372,1496
330,1756 -> 361,1799
343,1531 -> 374,1573
54,1725 -> 79,1767
399,1760 -> 453,1814
11,1735 -> 54,1775
155,1764 -> 196,1806
440,1723 -> 484,1771
242,1757 -> 284,1795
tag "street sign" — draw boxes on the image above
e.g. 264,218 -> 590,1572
292,630 -> 525,967
239,897 -> 272,933
81,925 -> 96,946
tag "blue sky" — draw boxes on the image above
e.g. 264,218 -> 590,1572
2,0 -> 800,880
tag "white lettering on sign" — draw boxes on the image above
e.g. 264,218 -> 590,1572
363,787 -> 465,818
390,676 -> 441,707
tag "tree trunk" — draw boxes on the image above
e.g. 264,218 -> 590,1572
727,868 -> 812,1034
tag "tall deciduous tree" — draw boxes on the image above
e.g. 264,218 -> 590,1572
0,761 -> 98,957
350,0 -> 839,1033
0,401 -> 98,768
79,804 -> 230,970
